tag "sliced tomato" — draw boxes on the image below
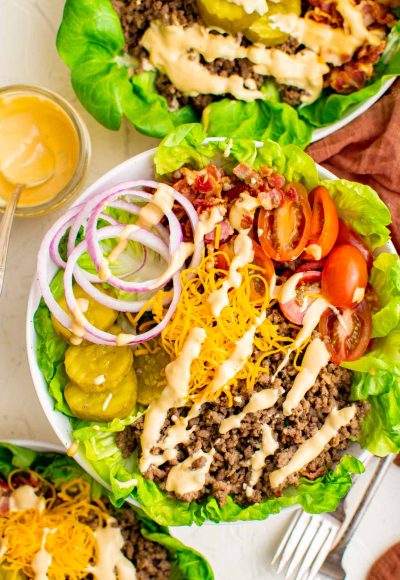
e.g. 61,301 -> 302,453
321,244 -> 368,308
303,186 -> 339,260
280,270 -> 322,325
258,182 -> 312,262
216,238 -> 274,301
336,219 -> 373,270
319,300 -> 372,364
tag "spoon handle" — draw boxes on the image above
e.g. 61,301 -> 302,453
0,185 -> 24,296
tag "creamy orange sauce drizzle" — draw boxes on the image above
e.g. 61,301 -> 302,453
141,22 -> 329,104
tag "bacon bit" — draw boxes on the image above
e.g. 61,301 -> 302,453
181,167 -> 199,186
204,219 -> 233,244
224,181 -> 247,201
258,189 -> 283,210
196,174 -> 214,193
240,212 -> 254,230
259,165 -> 273,178
0,495 -> 10,515
327,40 -> 385,93
233,162 -> 262,187
268,173 -> 286,189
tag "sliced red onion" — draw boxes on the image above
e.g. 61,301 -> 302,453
38,178 -> 202,344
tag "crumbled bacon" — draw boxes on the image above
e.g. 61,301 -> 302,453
204,219 -> 233,243
305,0 -> 344,28
359,0 -> 397,28
258,189 -> 283,211
268,173 -> 286,190
233,163 -> 263,187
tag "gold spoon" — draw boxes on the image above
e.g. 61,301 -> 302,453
0,141 -> 54,295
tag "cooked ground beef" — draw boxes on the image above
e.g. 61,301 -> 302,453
80,499 -> 171,580
116,307 -> 369,507
111,0 -> 309,110
111,0 -> 396,112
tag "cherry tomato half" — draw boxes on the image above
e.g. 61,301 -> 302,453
280,270 -> 322,325
319,300 -> 372,364
216,238 -> 275,301
258,182 -> 312,262
321,245 -> 368,308
303,186 -> 339,260
336,219 -> 373,271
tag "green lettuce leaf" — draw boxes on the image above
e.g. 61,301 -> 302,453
203,97 -> 313,149
343,253 -> 400,455
322,179 -> 391,250
0,443 -> 214,578
57,0 -> 198,135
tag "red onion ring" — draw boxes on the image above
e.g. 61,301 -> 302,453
38,178 -> 202,345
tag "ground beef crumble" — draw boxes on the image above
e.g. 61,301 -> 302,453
111,0 -> 396,112
80,499 -> 171,580
116,307 -> 369,507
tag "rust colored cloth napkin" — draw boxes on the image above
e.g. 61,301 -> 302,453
368,542 -> 400,580
307,79 -> 400,252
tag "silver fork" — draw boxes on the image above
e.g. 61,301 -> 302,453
272,455 -> 393,580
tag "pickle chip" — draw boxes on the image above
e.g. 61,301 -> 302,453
64,370 -> 137,422
135,346 -> 171,405
244,0 -> 301,46
196,0 -> 259,35
65,343 -> 133,392
51,284 -> 117,343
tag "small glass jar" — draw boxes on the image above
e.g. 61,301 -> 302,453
0,84 -> 91,217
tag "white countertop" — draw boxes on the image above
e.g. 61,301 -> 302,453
0,2 -> 398,578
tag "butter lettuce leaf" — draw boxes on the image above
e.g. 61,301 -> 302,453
203,97 -> 313,149
321,179 -> 392,250
57,0 -> 198,134
343,253 -> 400,455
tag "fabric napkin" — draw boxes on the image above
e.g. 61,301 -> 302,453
307,79 -> 400,252
368,542 -> 400,580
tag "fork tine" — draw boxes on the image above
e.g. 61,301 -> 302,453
272,509 -> 304,565
274,511 -> 312,574
306,524 -> 338,580
284,516 -> 321,578
294,520 -> 334,580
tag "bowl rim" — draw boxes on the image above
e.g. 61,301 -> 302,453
26,145 -> 394,516
0,84 -> 91,218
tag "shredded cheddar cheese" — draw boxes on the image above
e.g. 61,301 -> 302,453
159,251 -> 305,404
0,476 -> 111,579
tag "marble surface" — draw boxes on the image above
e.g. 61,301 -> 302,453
0,2 -> 398,579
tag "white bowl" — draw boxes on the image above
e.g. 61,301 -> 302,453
26,147 -> 386,508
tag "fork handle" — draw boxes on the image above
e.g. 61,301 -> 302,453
0,184 -> 23,296
332,455 -> 393,558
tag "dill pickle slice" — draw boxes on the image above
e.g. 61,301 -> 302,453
64,370 -> 137,421
51,284 -> 117,343
65,344 -> 133,392
244,0 -> 301,46
196,0 -> 259,34
135,346 -> 171,405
